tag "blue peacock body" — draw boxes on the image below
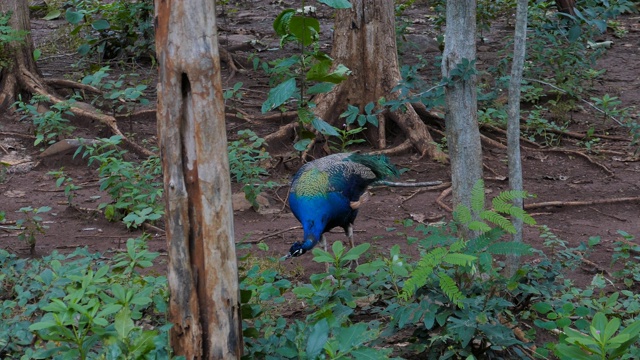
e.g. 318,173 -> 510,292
286,153 -> 399,258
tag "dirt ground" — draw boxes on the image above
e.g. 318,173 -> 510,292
1,3 -> 639,292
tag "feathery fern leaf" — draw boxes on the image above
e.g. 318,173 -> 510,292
468,220 -> 493,233
453,204 -> 472,224
507,206 -> 536,225
443,253 -> 477,266
438,272 -> 465,308
471,180 -> 486,214
487,241 -> 531,256
480,211 -> 516,234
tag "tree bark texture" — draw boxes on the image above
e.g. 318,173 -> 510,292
312,0 -> 446,160
0,0 -> 40,109
441,0 -> 483,210
506,0 -> 529,275
155,0 -> 242,358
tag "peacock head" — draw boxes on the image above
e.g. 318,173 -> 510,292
286,241 -> 307,258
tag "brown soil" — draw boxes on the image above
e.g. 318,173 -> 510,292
1,0 -> 639,321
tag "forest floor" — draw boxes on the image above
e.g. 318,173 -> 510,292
1,0 -> 639,321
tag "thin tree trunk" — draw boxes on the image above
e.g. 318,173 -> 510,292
441,0 -> 483,211
155,0 -> 242,358
506,0 -> 529,276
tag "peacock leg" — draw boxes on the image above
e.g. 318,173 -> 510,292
346,224 -> 359,267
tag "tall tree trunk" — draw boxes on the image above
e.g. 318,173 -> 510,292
312,0 -> 446,161
0,0 -> 39,108
506,0 -> 529,276
441,0 -> 483,211
155,0 -> 242,358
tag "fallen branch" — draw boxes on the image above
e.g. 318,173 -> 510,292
436,186 -> 453,212
524,147 -> 614,176
375,180 -> 443,187
524,196 -> 640,210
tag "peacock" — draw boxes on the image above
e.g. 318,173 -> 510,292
286,152 -> 400,258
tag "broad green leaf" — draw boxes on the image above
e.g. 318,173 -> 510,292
115,308 -> 135,338
43,9 -> 61,20
342,243 -> 370,261
307,82 -> 335,95
337,323 -> 368,350
261,78 -> 297,113
65,10 -> 83,24
306,319 -> 329,358
289,16 -> 320,46
91,19 -> 110,30
311,117 -> 340,137
29,321 -> 58,331
273,9 -> 295,36
77,43 -> 91,56
294,138 -> 312,151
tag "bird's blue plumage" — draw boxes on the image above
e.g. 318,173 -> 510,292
286,153 -> 399,258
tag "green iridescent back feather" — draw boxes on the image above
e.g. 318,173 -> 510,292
291,153 -> 399,198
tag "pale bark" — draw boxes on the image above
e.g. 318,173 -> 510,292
155,0 -> 242,358
506,0 -> 529,276
311,0 -> 446,161
441,0 -> 483,210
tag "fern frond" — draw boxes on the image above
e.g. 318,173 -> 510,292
443,253 -> 477,266
480,211 -> 516,234
471,179 -> 486,214
507,206 -> 536,225
492,190 -> 532,216
467,228 -> 504,252
453,204 -> 472,224
468,220 -> 492,234
487,241 -> 531,256
449,239 -> 468,253
402,247 -> 448,299
438,272 -> 465,308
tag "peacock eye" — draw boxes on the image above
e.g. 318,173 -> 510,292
292,249 -> 305,257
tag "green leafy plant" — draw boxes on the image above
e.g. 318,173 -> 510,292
611,231 -> 640,288
555,312 -> 640,360
48,169 -> 82,205
62,0 -> 155,60
261,3 -> 353,151
76,135 -> 164,228
81,66 -> 150,116
227,129 -> 276,209
15,206 -> 51,254
13,94 -> 77,147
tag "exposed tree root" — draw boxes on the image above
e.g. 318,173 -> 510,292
17,65 -> 154,158
219,46 -> 244,81
264,122 -> 296,148
370,139 -> 413,156
44,78 -> 101,94
436,186 -> 453,212
524,196 -> 640,210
